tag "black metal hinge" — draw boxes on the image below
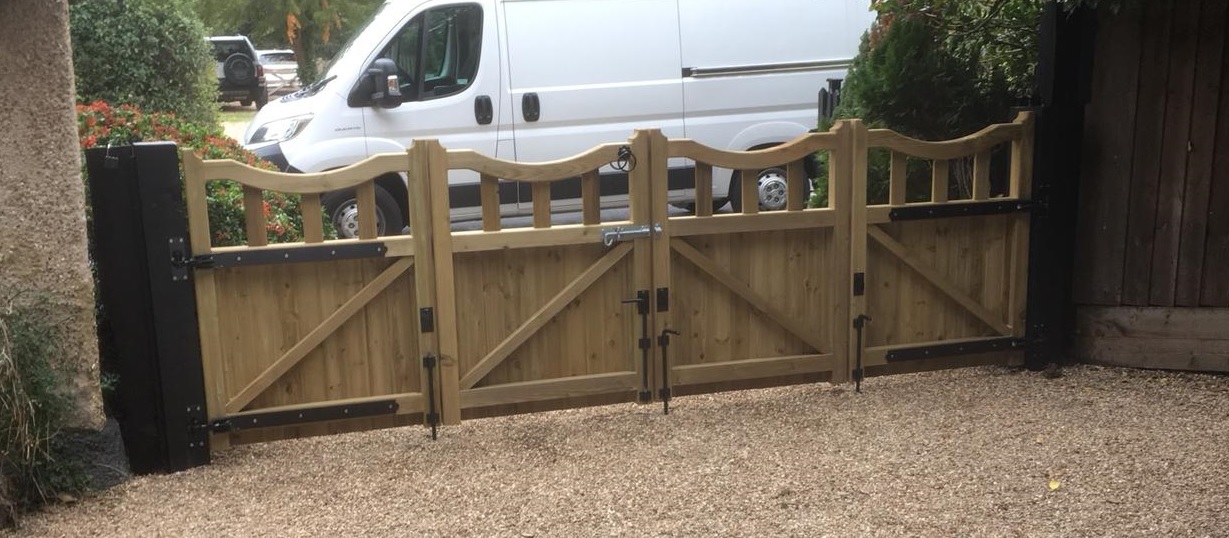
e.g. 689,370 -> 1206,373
888,200 -> 1035,221
169,237 -> 214,282
885,337 -> 1027,362
853,272 -> 865,296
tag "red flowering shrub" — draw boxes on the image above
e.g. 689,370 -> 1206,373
77,101 -> 331,246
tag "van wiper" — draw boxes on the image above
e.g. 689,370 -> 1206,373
294,75 -> 337,97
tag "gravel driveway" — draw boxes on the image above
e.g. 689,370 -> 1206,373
8,364 -> 1228,537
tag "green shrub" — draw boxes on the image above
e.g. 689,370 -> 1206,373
70,0 -> 218,126
809,12 -> 1025,208
77,100 -> 332,246
1,292 -> 89,525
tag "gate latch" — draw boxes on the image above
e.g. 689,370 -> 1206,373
601,223 -> 662,247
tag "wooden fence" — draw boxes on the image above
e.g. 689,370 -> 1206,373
178,113 -> 1035,448
1073,0 -> 1229,371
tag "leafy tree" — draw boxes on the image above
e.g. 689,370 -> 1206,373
70,0 -> 217,126
194,0 -> 382,84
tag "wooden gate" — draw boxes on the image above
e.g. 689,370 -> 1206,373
852,114 -> 1035,377
176,113 -> 1035,450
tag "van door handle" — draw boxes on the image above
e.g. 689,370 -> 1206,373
522,92 -> 540,122
474,95 -> 493,125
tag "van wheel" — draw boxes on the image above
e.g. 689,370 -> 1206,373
322,186 -> 404,239
729,168 -> 810,212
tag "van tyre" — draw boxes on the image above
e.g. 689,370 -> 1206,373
729,167 -> 811,212
322,186 -> 404,239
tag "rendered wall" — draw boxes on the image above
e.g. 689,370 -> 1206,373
0,0 -> 103,428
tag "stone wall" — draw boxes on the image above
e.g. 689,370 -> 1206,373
0,0 -> 104,429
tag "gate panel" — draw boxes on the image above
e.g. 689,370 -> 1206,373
182,151 -> 435,448
658,127 -> 854,397
429,133 -> 652,419
852,113 -> 1035,376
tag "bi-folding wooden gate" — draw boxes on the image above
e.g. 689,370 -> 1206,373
175,113 -> 1034,450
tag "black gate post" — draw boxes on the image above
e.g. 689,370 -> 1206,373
1024,3 -> 1097,370
87,142 -> 210,472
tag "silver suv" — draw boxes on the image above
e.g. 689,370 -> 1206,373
208,35 -> 268,109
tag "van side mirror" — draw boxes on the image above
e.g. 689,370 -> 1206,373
367,58 -> 402,109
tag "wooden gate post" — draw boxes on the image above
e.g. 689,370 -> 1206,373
628,129 -> 658,401
412,139 -> 462,425
87,142 -> 210,472
645,129 -> 675,409
826,120 -> 857,384
844,119 -> 870,386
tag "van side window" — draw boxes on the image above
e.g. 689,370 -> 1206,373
383,4 -> 482,102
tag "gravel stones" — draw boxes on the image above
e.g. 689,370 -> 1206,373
11,364 -> 1229,537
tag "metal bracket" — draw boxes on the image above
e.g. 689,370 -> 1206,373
197,399 -> 399,434
657,329 -> 680,415
423,354 -> 439,440
169,237 -> 214,282
888,200 -> 1034,221
885,337 -> 1027,362
852,314 -> 871,393
420,307 -> 435,333
623,291 -> 652,402
601,223 -> 662,247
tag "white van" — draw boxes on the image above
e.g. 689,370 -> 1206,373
243,0 -> 873,238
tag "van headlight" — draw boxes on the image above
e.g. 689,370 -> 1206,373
248,114 -> 313,144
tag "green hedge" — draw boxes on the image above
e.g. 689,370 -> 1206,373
78,100 -> 331,246
70,0 -> 217,126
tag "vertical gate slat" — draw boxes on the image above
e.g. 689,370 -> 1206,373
889,151 -> 907,205
933,160 -> 950,203
481,174 -> 501,232
787,160 -> 806,211
356,181 -> 378,239
972,150 -> 991,201
582,170 -> 601,225
300,193 -> 324,243
740,169 -> 759,214
695,163 -> 713,216
243,186 -> 267,246
533,181 -> 551,228
846,119 -> 869,382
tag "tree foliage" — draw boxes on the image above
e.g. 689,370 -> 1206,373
194,0 -> 382,84
70,0 -> 218,126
